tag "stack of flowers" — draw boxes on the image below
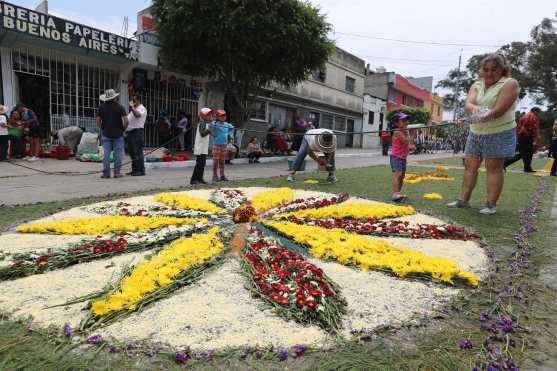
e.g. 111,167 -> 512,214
404,170 -> 455,184
154,193 -> 226,214
283,216 -> 480,240
87,202 -> 210,219
423,193 -> 444,200
264,193 -> 349,216
82,227 -> 225,329
251,188 -> 295,212
233,204 -> 258,223
209,189 -> 248,211
1,223 -> 208,281
274,201 -> 414,221
264,221 -> 480,286
16,215 -> 206,235
242,229 -> 347,332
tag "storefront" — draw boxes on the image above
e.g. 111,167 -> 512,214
0,1 -> 201,149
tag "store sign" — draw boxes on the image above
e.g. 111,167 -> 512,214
0,1 -> 138,60
140,32 -> 161,47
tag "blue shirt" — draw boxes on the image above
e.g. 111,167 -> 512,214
211,121 -> 234,145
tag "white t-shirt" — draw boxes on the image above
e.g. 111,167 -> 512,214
0,115 -> 8,136
126,104 -> 147,131
304,128 -> 334,151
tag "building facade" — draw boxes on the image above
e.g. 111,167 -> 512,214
205,47 -> 366,149
0,1 -> 201,149
426,92 -> 444,123
365,72 -> 432,112
362,94 -> 386,149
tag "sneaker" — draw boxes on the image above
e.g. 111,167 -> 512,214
550,173 -> 556,177
27,156 -> 39,162
479,204 -> 497,215
287,174 -> 295,182
391,192 -> 405,202
326,175 -> 338,183
199,179 -> 208,184
212,176 -> 221,183
447,199 -> 471,208
524,169 -> 535,173
101,174 -> 110,179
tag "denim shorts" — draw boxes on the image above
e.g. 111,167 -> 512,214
390,155 -> 407,174
464,128 -> 517,159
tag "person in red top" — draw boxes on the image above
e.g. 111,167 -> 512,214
381,127 -> 391,156
504,107 -> 541,172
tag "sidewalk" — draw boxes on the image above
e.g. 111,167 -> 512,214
0,150 -> 454,206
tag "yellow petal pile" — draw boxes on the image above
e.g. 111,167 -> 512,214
423,193 -> 444,200
404,172 -> 455,184
17,215 -> 206,235
264,221 -> 480,286
274,201 -> 414,220
251,187 -> 295,212
303,179 -> 320,184
154,193 -> 226,214
92,227 -> 223,316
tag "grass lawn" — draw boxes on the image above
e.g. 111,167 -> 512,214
415,154 -> 552,172
1,164 -> 556,370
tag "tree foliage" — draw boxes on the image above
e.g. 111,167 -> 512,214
436,11 -> 557,115
386,107 -> 432,127
152,0 -> 334,125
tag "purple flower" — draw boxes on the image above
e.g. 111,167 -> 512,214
490,347 -> 501,357
87,335 -> 103,345
277,348 -> 289,361
458,339 -> 473,350
195,351 -> 206,360
175,351 -> 190,364
487,362 -> 501,371
146,346 -> 154,358
109,345 -> 119,353
479,312 -> 489,322
255,350 -> 263,359
482,339 -> 491,349
472,367 -> 480,371
26,324 -> 33,332
292,344 -> 307,358
63,323 -> 73,338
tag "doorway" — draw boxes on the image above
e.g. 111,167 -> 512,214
16,72 -> 50,133
346,119 -> 355,148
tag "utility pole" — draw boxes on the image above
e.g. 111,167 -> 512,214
452,48 -> 463,122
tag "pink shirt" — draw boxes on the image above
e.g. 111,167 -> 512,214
389,130 -> 410,159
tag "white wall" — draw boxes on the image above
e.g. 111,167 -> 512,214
362,94 -> 386,149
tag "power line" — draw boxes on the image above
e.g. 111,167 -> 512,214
335,31 -> 503,48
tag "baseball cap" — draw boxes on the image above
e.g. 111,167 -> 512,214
392,112 -> 410,121
215,109 -> 226,117
200,108 -> 212,115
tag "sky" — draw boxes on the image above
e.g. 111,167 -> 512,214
11,0 -> 557,110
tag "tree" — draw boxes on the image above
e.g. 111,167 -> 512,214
526,12 -> 557,111
152,0 -> 334,126
386,107 -> 431,126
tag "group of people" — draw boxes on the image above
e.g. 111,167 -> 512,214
389,53 -> 556,215
0,103 -> 42,162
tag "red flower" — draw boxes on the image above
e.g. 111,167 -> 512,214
36,256 -> 49,266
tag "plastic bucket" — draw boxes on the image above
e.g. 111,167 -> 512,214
288,157 -> 306,171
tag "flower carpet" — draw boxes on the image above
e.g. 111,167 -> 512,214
0,187 -> 489,358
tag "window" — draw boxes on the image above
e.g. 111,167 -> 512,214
368,111 -> 375,125
408,96 -> 414,107
379,112 -> 385,126
321,114 -> 334,129
249,100 -> 267,121
334,116 -> 346,131
437,106 -> 442,116
388,88 -> 397,103
416,99 -> 424,107
345,76 -> 355,93
309,112 -> 320,128
312,69 -> 326,83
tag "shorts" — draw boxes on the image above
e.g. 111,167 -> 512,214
390,155 -> 407,175
212,144 -> 227,161
464,128 -> 516,159
28,123 -> 42,138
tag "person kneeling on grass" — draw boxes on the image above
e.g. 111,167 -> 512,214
389,112 -> 414,202
287,128 -> 337,183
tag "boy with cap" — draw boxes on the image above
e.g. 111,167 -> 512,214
190,108 -> 213,185
211,109 -> 235,182
287,128 -> 337,183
